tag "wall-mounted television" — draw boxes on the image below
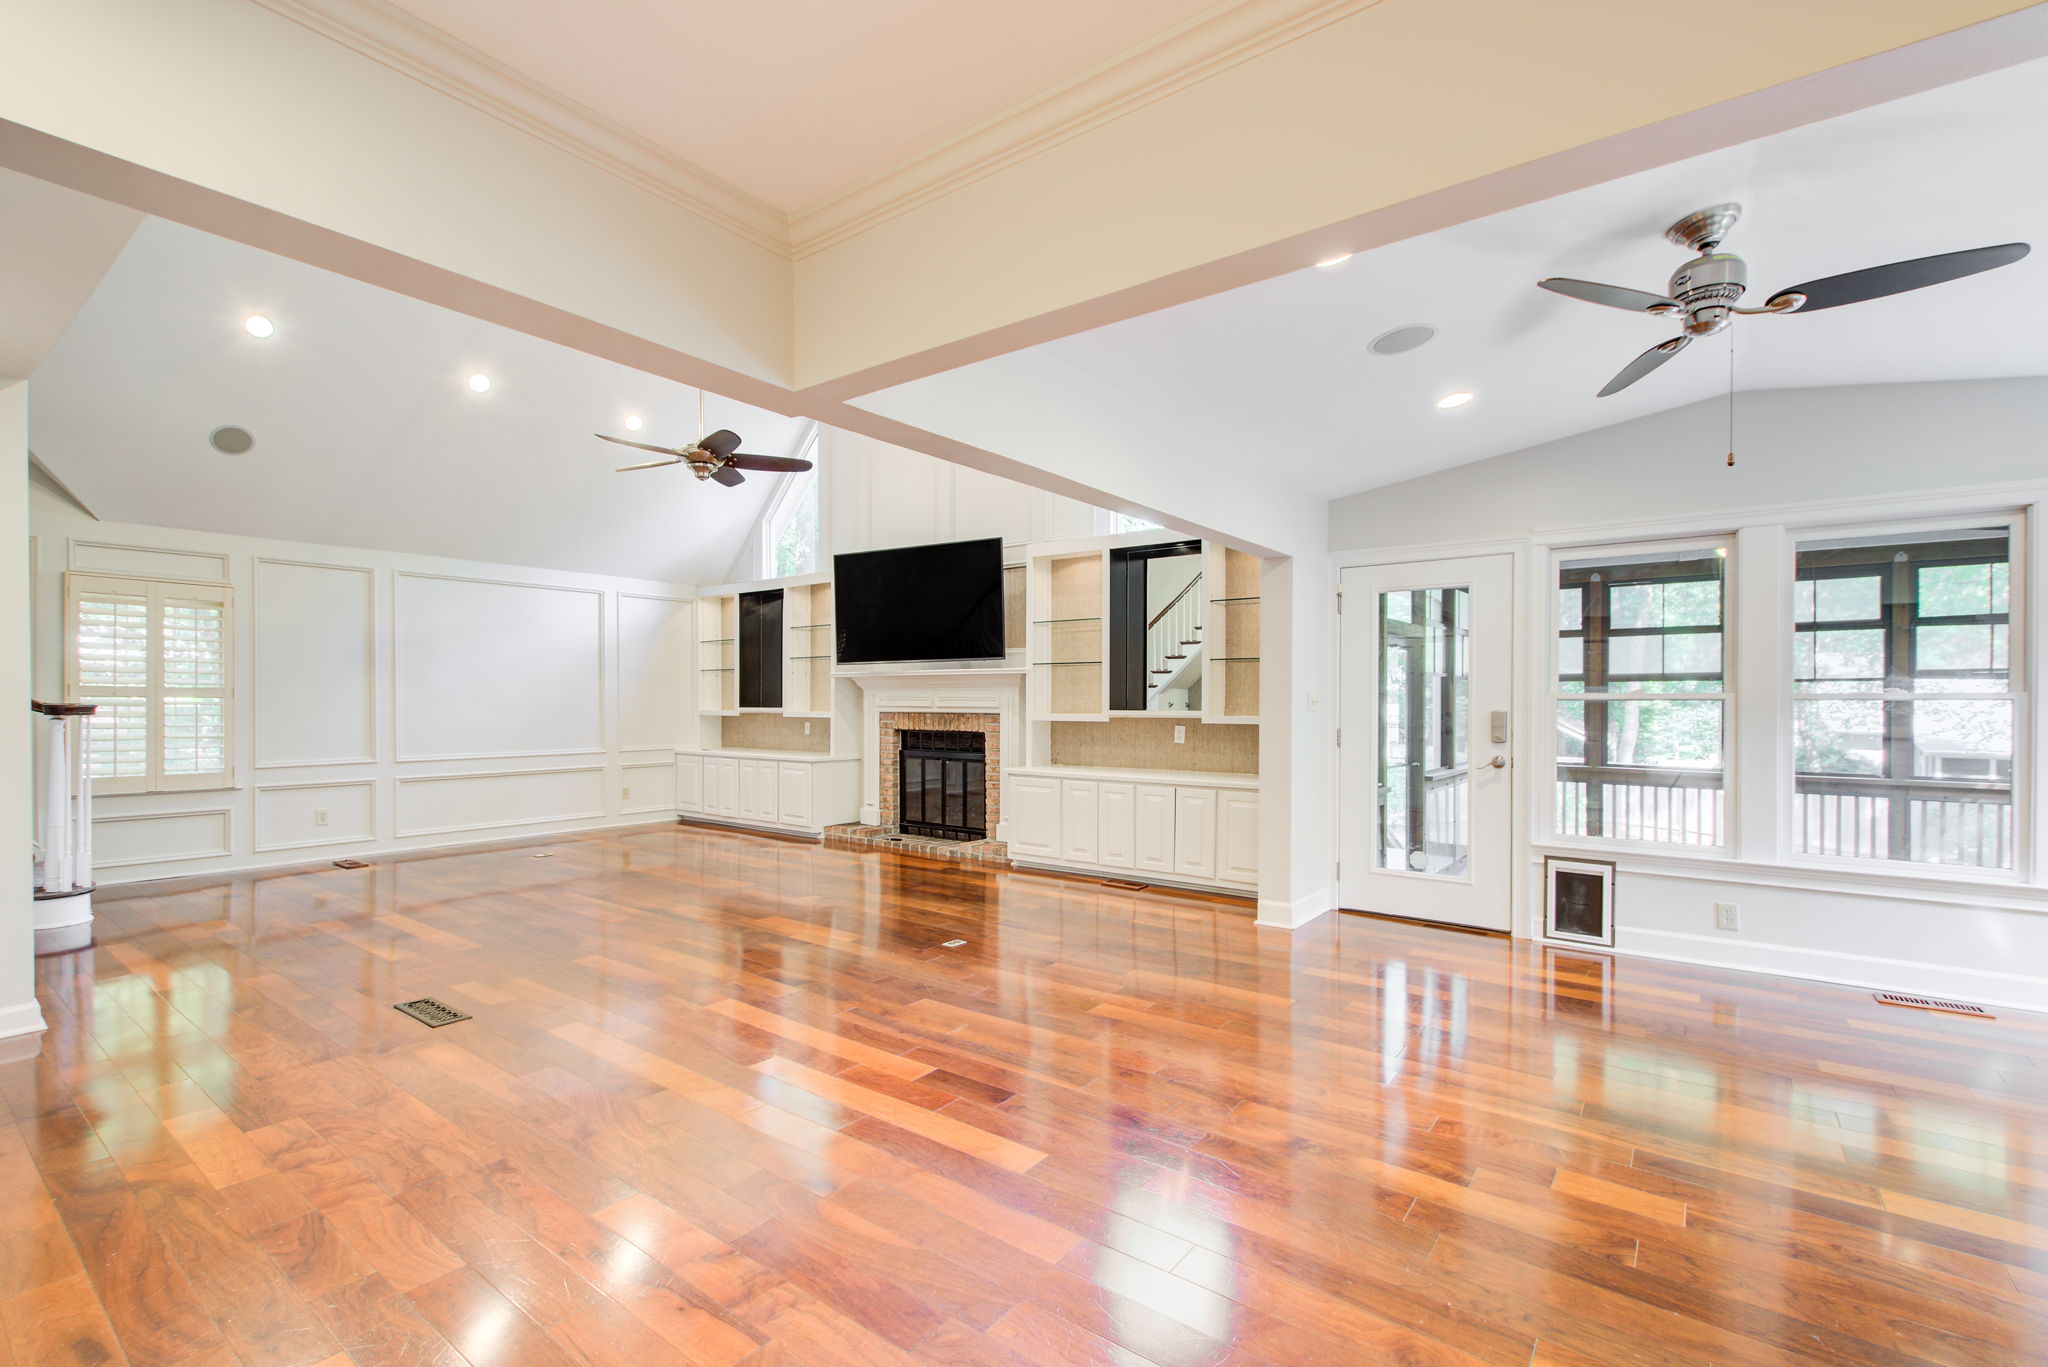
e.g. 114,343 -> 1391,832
834,537 -> 1005,665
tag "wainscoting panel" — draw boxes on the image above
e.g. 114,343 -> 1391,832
254,559 -> 376,767
621,760 -> 678,815
95,810 -> 233,868
254,780 -> 377,851
395,573 -> 603,760
395,767 -> 606,838
618,594 -> 691,751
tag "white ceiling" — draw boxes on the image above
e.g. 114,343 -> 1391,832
30,217 -> 810,583
379,0 -> 1222,212
862,57 -> 2048,501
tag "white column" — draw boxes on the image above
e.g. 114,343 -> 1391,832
1256,554 -> 1335,929
1,380 -> 45,1042
1732,524 -> 1790,865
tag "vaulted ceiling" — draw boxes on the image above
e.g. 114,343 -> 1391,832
28,214 -> 811,583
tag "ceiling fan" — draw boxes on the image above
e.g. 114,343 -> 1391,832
1538,203 -> 2029,397
597,393 -> 813,485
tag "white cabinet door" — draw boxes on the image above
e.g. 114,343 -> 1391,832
705,758 -> 739,817
1173,786 -> 1217,882
1134,784 -> 1175,873
1007,775 -> 1060,858
1061,780 -> 1100,864
1218,791 -> 1259,888
1096,782 -> 1135,869
675,755 -> 703,813
778,762 -> 810,828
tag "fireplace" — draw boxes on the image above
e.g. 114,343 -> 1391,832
897,729 -> 988,841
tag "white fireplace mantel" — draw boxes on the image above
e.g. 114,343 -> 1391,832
841,668 -> 1025,829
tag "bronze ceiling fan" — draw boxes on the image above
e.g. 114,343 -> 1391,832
1539,203 -> 2030,396
597,394 -> 812,485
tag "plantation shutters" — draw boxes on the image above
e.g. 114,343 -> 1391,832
67,574 -> 233,793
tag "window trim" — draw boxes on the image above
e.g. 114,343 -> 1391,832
758,427 -> 822,579
1544,534 -> 1737,858
1783,511 -> 2027,879
65,571 -> 235,795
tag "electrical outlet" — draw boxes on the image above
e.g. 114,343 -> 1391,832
1714,903 -> 1740,932
1174,724 -> 1186,744
803,721 -> 812,735
312,809 -> 329,827
622,786 -> 631,801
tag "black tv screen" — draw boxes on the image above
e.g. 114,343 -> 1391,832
835,537 -> 1005,664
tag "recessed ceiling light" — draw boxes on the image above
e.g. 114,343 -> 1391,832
1435,391 -> 1475,409
1315,253 -> 1353,269
624,415 -> 643,431
209,426 -> 254,455
468,373 -> 492,393
243,315 -> 274,338
1369,325 -> 1436,356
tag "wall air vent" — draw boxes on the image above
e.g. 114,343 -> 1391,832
1873,991 -> 1992,1018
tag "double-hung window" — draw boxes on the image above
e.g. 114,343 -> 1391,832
1792,525 -> 2017,869
67,573 -> 233,793
1555,544 -> 1728,847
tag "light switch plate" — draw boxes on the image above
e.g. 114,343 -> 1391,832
1174,725 -> 1186,743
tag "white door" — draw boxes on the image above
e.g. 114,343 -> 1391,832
1217,791 -> 1259,888
1338,555 -> 1514,930
1007,775 -> 1060,858
1097,782 -> 1135,868
1060,780 -> 1100,864
706,758 -> 739,816
675,755 -> 703,813
1133,785 -> 1175,873
777,763 -> 810,827
1173,787 -> 1217,882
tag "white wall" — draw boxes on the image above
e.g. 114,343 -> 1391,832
1,383 -> 39,1042
1328,378 -> 2048,1009
30,489 -> 695,885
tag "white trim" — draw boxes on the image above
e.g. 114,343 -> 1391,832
620,758 -> 677,816
93,808 -> 234,867
1256,889 -> 1331,929
251,557 -> 378,770
68,541 -> 230,582
0,1001 -> 48,1043
1610,927 -> 2048,1015
251,777 -> 379,852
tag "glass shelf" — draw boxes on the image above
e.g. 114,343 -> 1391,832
791,653 -> 831,660
1036,659 -> 1104,667
699,666 -> 736,673
791,623 -> 833,630
1032,616 -> 1103,625
1211,596 -> 1260,604
1213,656 -> 1261,663
700,636 -> 735,643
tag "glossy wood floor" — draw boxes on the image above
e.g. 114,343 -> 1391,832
9,824 -> 2048,1367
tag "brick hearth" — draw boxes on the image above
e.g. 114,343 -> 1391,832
878,710 -> 1001,836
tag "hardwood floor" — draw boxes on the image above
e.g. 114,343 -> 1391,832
8,822 -> 2048,1366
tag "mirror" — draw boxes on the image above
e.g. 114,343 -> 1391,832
1109,541 -> 1205,712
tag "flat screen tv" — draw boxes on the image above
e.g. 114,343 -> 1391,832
834,537 -> 1005,664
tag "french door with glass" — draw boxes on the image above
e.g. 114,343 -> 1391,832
1338,555 -> 1514,930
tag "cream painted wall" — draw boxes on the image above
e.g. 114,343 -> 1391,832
1327,378 -> 2048,1007
1,383 -> 39,1041
29,490 -> 696,886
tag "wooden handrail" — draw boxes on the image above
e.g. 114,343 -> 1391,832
1145,573 -> 1204,631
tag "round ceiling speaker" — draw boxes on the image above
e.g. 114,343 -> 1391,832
1369,324 -> 1436,356
209,426 -> 254,455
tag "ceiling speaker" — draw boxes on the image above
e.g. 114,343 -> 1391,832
209,426 -> 254,454
1369,325 -> 1436,356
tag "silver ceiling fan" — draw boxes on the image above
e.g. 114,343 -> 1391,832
597,392 -> 812,485
1538,203 -> 2029,396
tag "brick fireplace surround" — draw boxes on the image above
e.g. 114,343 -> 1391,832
878,711 -> 1001,834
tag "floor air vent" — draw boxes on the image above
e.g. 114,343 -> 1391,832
1101,879 -> 1150,891
1874,991 -> 1993,1019
394,998 -> 471,1028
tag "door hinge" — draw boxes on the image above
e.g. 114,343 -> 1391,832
1336,589 -> 1343,614
1335,728 -> 1341,747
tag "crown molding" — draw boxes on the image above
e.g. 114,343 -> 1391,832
248,0 -> 792,257
786,0 -> 1386,257
251,0 -> 1381,265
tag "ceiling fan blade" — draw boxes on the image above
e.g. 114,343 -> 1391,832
1598,336 -> 1690,397
615,458 -> 683,472
596,433 -> 692,457
698,428 -> 743,458
724,454 -> 815,473
710,464 -> 746,487
1767,242 -> 2029,312
1538,278 -> 1683,313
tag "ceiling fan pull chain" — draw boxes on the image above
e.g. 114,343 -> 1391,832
1725,327 -> 1737,468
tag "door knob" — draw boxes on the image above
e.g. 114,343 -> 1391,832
1476,755 -> 1507,769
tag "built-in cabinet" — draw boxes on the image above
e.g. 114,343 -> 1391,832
1005,765 -> 1256,892
675,748 -> 860,835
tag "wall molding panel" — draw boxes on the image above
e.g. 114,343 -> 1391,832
29,510 -> 695,884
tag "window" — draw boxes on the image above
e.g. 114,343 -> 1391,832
1555,544 -> 1727,846
67,574 -> 232,793
762,430 -> 820,578
1792,526 -> 2016,869
1109,512 -> 1161,534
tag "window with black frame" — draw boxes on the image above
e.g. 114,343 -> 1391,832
1792,526 -> 2016,869
1555,546 -> 1727,847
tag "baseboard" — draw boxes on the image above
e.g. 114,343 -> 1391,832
1613,926 -> 2048,1014
0,999 -> 48,1043
1257,888 -> 1332,929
